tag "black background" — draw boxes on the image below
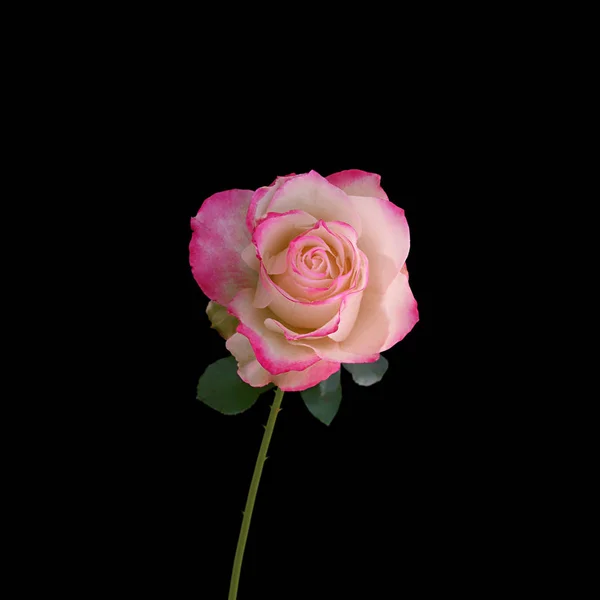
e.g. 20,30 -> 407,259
105,81 -> 522,597
20,15 -> 566,596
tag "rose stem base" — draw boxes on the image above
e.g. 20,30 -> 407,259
228,387 -> 284,600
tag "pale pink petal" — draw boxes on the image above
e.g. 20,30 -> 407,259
259,265 -> 341,328
241,360 -> 272,387
252,210 -> 317,260
326,169 -> 389,200
246,187 -> 270,233
277,255 -> 362,304
305,246 -> 367,303
275,276 -> 331,301
346,194 -> 410,293
289,335 -> 380,364
285,267 -> 334,288
246,174 -> 297,233
312,222 -> 348,271
272,220 -> 362,302
327,290 -> 364,342
266,248 -> 289,275
272,360 -> 341,392
225,331 -> 255,362
253,275 -> 273,309
325,220 -> 359,244
241,243 -> 260,271
267,171 -> 363,237
226,333 -> 271,387
264,284 -> 364,343
228,288 -> 320,375
335,270 -> 419,355
190,189 -> 258,304
379,271 -> 419,351
264,311 -> 341,340
226,331 -> 339,391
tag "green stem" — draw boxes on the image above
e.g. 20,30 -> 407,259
228,387 -> 284,600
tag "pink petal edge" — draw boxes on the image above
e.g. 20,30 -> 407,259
326,169 -> 389,200
190,189 -> 257,305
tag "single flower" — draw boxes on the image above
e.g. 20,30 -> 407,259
190,170 -> 418,392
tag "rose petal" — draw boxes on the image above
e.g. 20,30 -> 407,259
338,270 -> 419,355
241,243 -> 260,271
253,272 -> 273,309
266,248 -> 289,275
190,189 -> 257,304
326,169 -> 389,200
267,171 -> 363,237
227,330 -> 341,392
252,210 -> 317,261
264,311 -> 341,340
327,290 -> 364,342
272,220 -> 362,302
246,174 -> 296,233
228,288 -> 321,375
379,270 -> 419,351
264,284 -> 364,343
273,360 -> 341,392
259,264 -> 341,328
289,335 -> 381,364
346,194 -> 410,293
226,333 -> 272,387
324,220 -> 359,244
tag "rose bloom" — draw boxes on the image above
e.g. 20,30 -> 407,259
190,170 -> 418,392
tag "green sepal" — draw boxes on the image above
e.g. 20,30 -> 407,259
342,355 -> 389,386
206,301 -> 239,340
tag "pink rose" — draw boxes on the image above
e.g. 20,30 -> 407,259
190,170 -> 418,392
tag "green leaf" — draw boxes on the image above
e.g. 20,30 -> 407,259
300,369 -> 342,426
197,356 -> 273,415
342,355 -> 389,386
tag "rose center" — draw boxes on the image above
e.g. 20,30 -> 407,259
303,250 -> 322,269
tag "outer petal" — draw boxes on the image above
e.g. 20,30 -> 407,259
226,332 -> 341,392
252,210 -> 317,262
289,335 -> 381,364
246,174 -> 296,233
284,263 -> 416,362
379,270 -> 419,351
326,169 -> 389,200
266,171 -> 363,237
190,189 -> 258,305
347,194 -> 410,293
226,333 -> 271,387
228,288 -> 320,375
338,270 -> 419,355
327,290 -> 364,342
273,360 -> 341,392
